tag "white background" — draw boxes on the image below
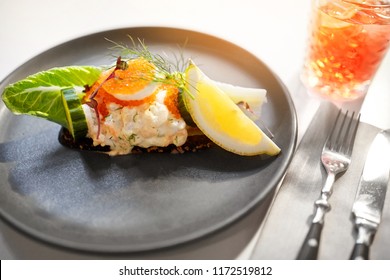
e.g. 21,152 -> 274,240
1,0 -> 390,260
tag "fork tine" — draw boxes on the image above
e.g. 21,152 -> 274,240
338,111 -> 354,154
346,113 -> 360,156
333,110 -> 349,152
340,111 -> 360,156
325,109 -> 342,151
338,111 -> 355,154
325,110 -> 360,155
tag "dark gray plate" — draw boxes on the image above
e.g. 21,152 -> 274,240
0,27 -> 297,252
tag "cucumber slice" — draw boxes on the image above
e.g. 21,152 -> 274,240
61,88 -> 88,140
178,89 -> 196,127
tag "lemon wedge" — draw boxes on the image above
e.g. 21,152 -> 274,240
183,61 -> 281,156
215,80 -> 267,121
214,81 -> 267,109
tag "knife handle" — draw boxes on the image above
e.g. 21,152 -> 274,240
350,223 -> 375,260
350,243 -> 369,260
296,222 -> 323,260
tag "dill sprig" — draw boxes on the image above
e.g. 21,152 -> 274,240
105,36 -> 191,95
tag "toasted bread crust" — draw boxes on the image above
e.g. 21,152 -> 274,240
58,127 -> 213,154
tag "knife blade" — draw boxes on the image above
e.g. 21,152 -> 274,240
350,129 -> 390,260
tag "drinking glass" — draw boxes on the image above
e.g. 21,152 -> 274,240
301,0 -> 390,102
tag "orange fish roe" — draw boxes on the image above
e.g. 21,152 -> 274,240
103,58 -> 155,95
85,57 -> 182,120
163,84 -> 182,119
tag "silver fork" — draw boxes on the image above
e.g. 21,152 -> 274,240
297,110 -> 360,260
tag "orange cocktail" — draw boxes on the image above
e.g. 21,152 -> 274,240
302,0 -> 390,101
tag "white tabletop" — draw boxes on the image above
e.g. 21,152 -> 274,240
1,0 -> 390,259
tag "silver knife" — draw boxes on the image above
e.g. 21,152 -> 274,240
350,129 -> 390,260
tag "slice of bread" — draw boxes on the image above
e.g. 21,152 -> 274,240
58,127 -> 213,154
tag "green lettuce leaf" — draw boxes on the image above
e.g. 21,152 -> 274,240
1,66 -> 102,127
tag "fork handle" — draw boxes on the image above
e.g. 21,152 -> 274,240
296,222 -> 323,260
350,243 -> 369,260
